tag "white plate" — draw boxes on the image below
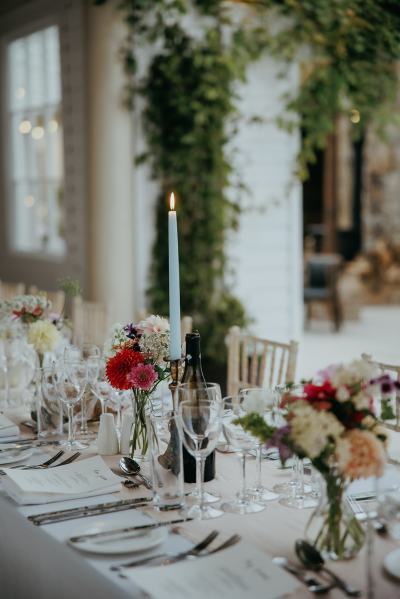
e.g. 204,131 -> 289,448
383,547 -> 400,580
69,521 -> 168,555
0,447 -> 33,465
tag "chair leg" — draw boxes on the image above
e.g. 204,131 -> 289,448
305,301 -> 312,330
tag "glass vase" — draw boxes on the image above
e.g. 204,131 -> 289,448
305,472 -> 365,560
130,389 -> 151,461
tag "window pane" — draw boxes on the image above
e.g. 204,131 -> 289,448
7,25 -> 66,256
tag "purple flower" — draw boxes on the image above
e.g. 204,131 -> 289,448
123,323 -> 139,339
266,425 -> 293,462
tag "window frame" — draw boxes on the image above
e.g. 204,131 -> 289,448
0,0 -> 87,288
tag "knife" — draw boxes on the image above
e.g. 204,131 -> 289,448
29,496 -> 153,526
69,517 -> 194,544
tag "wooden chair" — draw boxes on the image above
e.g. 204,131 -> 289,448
28,286 -> 65,315
304,254 -> 343,331
0,281 -> 25,300
71,296 -> 111,347
227,326 -> 299,396
362,353 -> 400,431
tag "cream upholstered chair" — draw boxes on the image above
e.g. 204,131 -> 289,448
227,326 -> 299,396
28,286 -> 65,315
362,353 -> 400,430
0,281 -> 25,300
71,296 -> 111,347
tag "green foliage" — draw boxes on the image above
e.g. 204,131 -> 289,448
98,0 -> 400,360
57,277 -> 82,298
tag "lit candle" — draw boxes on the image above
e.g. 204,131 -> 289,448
168,192 -> 181,359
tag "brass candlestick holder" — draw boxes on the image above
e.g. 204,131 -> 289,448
166,356 -> 184,412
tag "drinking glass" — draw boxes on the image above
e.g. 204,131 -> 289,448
148,412 -> 185,511
221,395 -> 265,515
178,382 -> 222,504
38,368 -> 64,436
56,361 -> 88,450
0,341 -> 8,410
240,388 -> 280,503
178,398 -> 223,520
91,377 -> 115,414
279,457 -> 319,509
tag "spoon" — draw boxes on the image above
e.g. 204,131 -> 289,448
119,457 -> 152,490
272,557 -> 332,594
295,540 -> 361,597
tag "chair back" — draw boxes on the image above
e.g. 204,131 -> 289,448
227,326 -> 298,396
362,353 -> 400,431
71,296 -> 111,347
0,281 -> 25,300
28,286 -> 65,315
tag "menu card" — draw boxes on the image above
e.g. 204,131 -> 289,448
0,414 -> 19,439
2,456 -> 121,504
131,542 -> 299,599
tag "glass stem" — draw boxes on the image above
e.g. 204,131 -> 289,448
255,443 -> 262,490
67,404 -> 74,446
195,455 -> 205,509
238,452 -> 246,503
80,389 -> 88,433
298,458 -> 305,497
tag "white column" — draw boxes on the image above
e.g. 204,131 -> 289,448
87,2 -> 135,323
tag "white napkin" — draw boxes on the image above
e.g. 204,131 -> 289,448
2,455 -> 121,505
0,414 -> 19,439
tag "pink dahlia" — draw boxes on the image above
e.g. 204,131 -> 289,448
128,363 -> 157,391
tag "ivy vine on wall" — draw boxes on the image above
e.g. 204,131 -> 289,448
96,0 -> 400,363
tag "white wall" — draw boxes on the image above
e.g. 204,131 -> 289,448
227,57 -> 303,343
133,55 -> 303,343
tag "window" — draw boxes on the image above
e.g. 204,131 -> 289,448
7,25 -> 65,256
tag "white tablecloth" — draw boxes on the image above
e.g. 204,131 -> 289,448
1,433 -> 400,599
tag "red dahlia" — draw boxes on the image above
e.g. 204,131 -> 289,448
106,349 -> 144,390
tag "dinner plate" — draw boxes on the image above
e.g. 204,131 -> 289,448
0,447 -> 33,465
68,520 -> 168,555
383,548 -> 400,580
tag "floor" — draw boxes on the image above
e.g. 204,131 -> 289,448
297,305 -> 400,380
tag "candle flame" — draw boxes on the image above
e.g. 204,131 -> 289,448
169,192 -> 175,211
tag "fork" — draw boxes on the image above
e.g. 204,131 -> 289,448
113,530 -> 219,573
0,450 -> 65,475
21,451 -> 80,470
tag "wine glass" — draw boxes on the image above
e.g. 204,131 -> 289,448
240,388 -> 280,503
91,375 -> 114,414
178,397 -> 223,520
178,382 -> 222,503
221,395 -> 265,515
55,361 -> 88,450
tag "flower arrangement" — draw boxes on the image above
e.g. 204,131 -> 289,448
2,295 -> 50,323
238,359 -> 396,559
106,315 -> 170,456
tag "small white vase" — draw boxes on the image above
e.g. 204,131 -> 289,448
120,413 -> 133,455
97,413 -> 119,455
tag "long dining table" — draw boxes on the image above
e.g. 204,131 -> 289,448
1,423 -> 400,599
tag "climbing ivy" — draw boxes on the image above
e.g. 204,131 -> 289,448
96,0 -> 400,361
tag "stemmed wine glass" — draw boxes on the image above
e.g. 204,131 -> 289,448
91,368 -> 115,415
178,396 -> 223,520
240,388 -> 280,503
55,360 -> 88,450
178,382 -> 222,504
65,344 -> 100,438
221,395 -> 265,515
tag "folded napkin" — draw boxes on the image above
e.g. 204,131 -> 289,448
2,455 -> 121,505
0,414 -> 19,439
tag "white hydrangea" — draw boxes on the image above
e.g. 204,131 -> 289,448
242,390 -> 275,415
27,320 -> 61,355
330,359 -> 380,388
290,402 -> 344,459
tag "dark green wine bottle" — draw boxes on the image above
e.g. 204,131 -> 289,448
180,331 -> 216,483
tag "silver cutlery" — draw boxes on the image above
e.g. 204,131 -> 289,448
70,517 -> 194,544
295,540 -> 361,597
0,450 -> 66,475
113,530 -> 219,572
20,451 -> 80,471
29,496 -> 154,526
272,557 -> 332,594
0,440 -> 62,452
119,457 -> 152,489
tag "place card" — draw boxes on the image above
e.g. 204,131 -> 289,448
130,542 -> 299,599
2,455 -> 121,504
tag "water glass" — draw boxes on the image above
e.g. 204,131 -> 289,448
148,412 -> 185,511
38,368 -> 63,437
